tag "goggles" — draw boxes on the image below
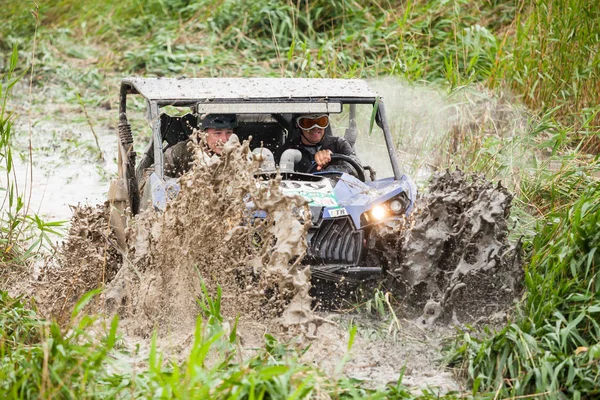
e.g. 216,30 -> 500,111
296,115 -> 329,130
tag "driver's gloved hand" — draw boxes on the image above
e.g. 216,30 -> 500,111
314,149 -> 332,170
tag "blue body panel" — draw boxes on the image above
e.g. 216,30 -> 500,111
149,171 -> 416,229
323,174 -> 416,228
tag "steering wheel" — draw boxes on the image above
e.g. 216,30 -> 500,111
308,153 -> 366,182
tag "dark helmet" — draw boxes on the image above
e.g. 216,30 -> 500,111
199,114 -> 238,130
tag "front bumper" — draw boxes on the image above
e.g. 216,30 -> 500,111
305,216 -> 364,265
305,216 -> 406,282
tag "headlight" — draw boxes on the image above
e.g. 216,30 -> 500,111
389,199 -> 404,214
361,194 -> 409,226
371,205 -> 387,220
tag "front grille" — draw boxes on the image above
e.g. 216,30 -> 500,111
306,216 -> 363,265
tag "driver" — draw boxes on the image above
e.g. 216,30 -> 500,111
280,113 -> 361,173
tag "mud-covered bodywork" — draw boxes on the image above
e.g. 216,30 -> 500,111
281,173 -> 415,276
108,77 -> 416,279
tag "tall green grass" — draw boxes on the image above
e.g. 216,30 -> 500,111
0,47 -> 22,261
0,287 -> 461,399
0,1 -> 514,82
0,290 -> 122,398
507,0 -> 600,127
450,171 -> 600,398
3,0 -> 596,131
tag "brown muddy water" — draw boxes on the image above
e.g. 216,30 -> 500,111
3,81 -> 526,395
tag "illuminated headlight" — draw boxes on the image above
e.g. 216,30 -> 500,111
389,199 -> 404,214
371,205 -> 387,220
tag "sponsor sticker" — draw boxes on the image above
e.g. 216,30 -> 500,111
281,180 -> 339,207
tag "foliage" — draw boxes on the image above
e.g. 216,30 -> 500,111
3,0 -> 596,132
507,0 -> 600,127
2,0 -> 597,126
450,180 -> 600,398
1,1 -> 513,88
0,288 -> 461,399
358,289 -> 403,338
0,290 -> 121,399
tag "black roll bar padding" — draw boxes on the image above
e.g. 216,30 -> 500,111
271,113 -> 293,133
126,156 -> 140,215
344,104 -> 358,148
375,105 -> 383,129
377,100 -> 403,180
119,82 -> 130,115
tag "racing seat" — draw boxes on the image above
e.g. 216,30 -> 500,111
161,113 -> 197,149
236,121 -> 285,154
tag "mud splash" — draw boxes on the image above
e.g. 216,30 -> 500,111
34,203 -> 122,323
383,169 -> 522,325
23,143 -> 523,394
104,137 -> 314,337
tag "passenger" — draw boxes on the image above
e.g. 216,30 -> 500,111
279,113 -> 361,173
164,113 -> 237,177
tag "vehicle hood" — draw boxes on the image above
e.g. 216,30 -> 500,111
280,173 -> 416,228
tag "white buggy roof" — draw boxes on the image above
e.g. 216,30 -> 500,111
121,77 -> 378,102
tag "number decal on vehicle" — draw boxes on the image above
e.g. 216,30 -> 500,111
328,207 -> 348,217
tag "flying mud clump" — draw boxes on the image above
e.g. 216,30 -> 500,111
387,169 -> 522,325
103,137 -> 313,336
35,204 -> 122,323
34,137 -> 313,334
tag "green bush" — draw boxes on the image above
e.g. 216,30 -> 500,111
451,181 -> 600,398
0,290 -> 121,399
508,0 -> 600,124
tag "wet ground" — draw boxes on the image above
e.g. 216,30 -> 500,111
7,84 -> 118,222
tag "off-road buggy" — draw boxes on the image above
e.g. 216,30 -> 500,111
108,78 -> 416,281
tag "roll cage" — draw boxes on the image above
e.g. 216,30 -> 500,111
116,78 -> 402,215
